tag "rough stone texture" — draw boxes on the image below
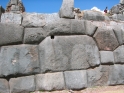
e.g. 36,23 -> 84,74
11,0 -> 18,5
0,23 -> 23,46
112,14 -> 124,21
0,79 -> 9,93
11,5 -> 19,11
64,70 -> 87,90
59,0 -> 74,18
108,65 -> 124,85
0,45 -> 39,77
9,75 -> 35,93
22,13 -> 46,27
87,65 -> 111,87
24,28 -> 47,44
120,0 -> 124,4
85,21 -> 98,36
100,51 -> 114,64
110,4 -> 120,14
0,6 -> 5,21
114,45 -> 124,64
83,10 -> 105,21
94,27 -> 119,51
39,35 -> 100,73
1,13 -> 22,24
36,72 -> 65,91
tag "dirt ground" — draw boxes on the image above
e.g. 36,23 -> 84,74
33,85 -> 124,93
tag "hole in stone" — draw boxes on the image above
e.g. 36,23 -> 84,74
51,36 -> 54,39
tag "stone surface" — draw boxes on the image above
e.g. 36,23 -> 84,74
22,13 -> 46,27
39,35 -> 100,73
11,0 -> 18,5
11,5 -> 19,11
120,0 -> 124,4
9,75 -> 35,93
0,79 -> 9,93
109,4 -> 120,14
100,51 -> 114,64
87,65 -> 111,87
0,6 -> 5,21
114,45 -> 124,64
24,28 -> 47,44
108,65 -> 124,85
0,23 -> 23,46
36,72 -> 65,91
112,14 -> 124,21
85,21 -> 98,36
59,0 -> 74,18
64,70 -> 87,90
0,45 -> 39,77
94,27 -> 119,51
83,10 -> 105,21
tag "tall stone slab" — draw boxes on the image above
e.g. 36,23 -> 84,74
59,0 -> 75,18
0,6 -> 5,21
0,45 -> 40,77
39,35 -> 100,73
0,79 -> 9,93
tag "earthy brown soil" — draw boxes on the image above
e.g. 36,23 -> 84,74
33,85 -> 124,93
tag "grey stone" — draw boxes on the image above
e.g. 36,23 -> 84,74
114,45 -> 124,64
9,75 -> 35,93
0,45 -> 39,77
11,0 -> 18,5
87,65 -> 111,87
85,21 -> 98,36
0,23 -> 23,46
100,51 -> 114,64
39,35 -> 100,73
1,13 -> 22,25
0,79 -> 9,93
112,14 -> 124,21
110,4 -> 120,14
94,27 -> 119,51
36,72 -> 65,91
64,70 -> 87,90
11,5 -> 20,11
22,13 -> 46,27
108,65 -> 124,85
59,0 -> 74,18
24,28 -> 47,44
120,0 -> 124,4
83,10 -> 105,21
0,6 -> 5,21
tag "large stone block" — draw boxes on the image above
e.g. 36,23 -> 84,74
108,65 -> 124,85
100,51 -> 114,64
0,45 -> 39,77
22,13 -> 46,27
109,4 -> 120,14
9,75 -> 35,93
112,14 -> 124,21
114,45 -> 124,64
39,35 -> 100,73
0,6 -> 5,21
120,0 -> 124,4
0,79 -> 9,93
11,5 -> 20,11
24,28 -> 47,44
94,27 -> 119,51
64,70 -> 87,90
11,0 -> 18,5
59,0 -> 74,18
1,13 -> 22,25
83,10 -> 105,21
36,72 -> 65,91
87,65 -> 111,87
0,23 -> 23,46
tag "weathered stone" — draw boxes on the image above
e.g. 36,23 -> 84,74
39,35 -> 100,73
36,72 -> 65,91
0,79 -> 9,93
1,13 -> 22,24
108,65 -> 124,85
120,0 -> 124,4
85,21 -> 98,36
64,70 -> 87,90
112,14 -> 124,21
110,4 -> 120,14
22,13 -> 46,27
24,28 -> 46,44
0,23 -> 23,46
114,45 -> 124,64
11,0 -> 18,5
83,10 -> 105,21
0,6 -> 5,21
100,51 -> 114,64
0,45 -> 39,77
59,0 -> 74,18
87,65 -> 111,87
94,27 -> 119,51
11,5 -> 19,11
9,75 -> 35,93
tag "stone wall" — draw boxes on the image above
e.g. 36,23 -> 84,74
0,0 -> 124,93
